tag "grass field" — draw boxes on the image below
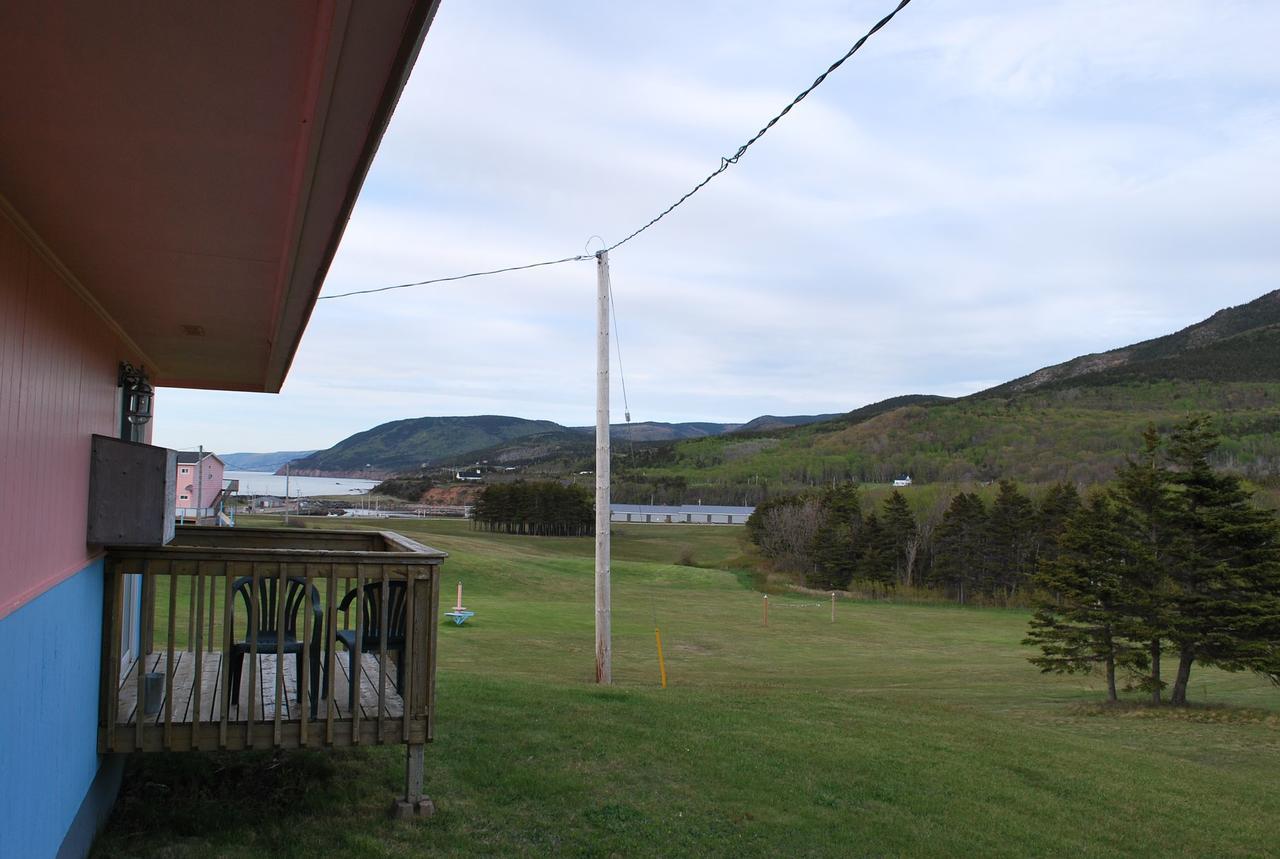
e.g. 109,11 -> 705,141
93,518 -> 1280,858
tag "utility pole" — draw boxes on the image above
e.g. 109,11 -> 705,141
196,445 -> 204,524
284,460 -> 291,526
595,250 -> 612,684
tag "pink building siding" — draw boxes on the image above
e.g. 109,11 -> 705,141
174,454 -> 225,509
0,213 -> 147,619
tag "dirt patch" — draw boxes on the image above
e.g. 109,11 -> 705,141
421,485 -> 483,505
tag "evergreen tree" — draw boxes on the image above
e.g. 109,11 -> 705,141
932,492 -> 988,604
1109,425 -> 1174,703
881,490 -> 918,586
988,480 -> 1038,600
1163,416 -> 1280,705
1024,493 -> 1149,701
856,511 -> 895,594
811,485 -> 861,589
1037,481 -> 1081,566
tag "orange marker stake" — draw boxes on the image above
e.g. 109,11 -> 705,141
654,627 -> 668,689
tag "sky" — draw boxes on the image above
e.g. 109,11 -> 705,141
154,0 -> 1280,454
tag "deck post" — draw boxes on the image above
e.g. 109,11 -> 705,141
392,743 -> 434,820
393,565 -> 436,820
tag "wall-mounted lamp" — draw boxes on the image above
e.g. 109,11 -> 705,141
118,362 -> 154,427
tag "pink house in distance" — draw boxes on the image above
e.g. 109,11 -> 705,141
174,452 -> 228,522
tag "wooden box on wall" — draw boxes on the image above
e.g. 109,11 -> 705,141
87,434 -> 177,545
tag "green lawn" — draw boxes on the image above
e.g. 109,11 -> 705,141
93,518 -> 1280,858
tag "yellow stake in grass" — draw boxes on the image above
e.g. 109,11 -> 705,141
654,627 -> 668,689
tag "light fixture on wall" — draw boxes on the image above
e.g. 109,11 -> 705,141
118,362 -> 154,426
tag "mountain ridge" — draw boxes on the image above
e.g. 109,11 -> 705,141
983,290 -> 1280,395
282,412 -> 842,476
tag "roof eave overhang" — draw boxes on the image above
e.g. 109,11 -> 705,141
259,0 -> 443,394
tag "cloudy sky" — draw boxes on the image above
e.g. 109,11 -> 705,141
154,0 -> 1280,454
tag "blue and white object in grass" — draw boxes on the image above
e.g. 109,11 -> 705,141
445,581 -> 475,625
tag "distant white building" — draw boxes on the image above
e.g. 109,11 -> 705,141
610,504 -> 755,525
455,469 -> 483,482
892,475 -> 913,487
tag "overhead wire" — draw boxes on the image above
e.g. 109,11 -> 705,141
314,0 -> 913,301
317,254 -> 591,301
607,283 -> 636,457
603,0 -> 912,253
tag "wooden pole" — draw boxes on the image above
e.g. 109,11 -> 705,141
654,627 -> 667,689
595,250 -> 612,684
763,594 -> 769,627
196,445 -> 204,523
455,581 -> 463,611
831,591 -> 836,623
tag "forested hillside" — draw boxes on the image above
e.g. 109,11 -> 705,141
988,289 -> 1280,394
287,413 -> 836,476
286,415 -> 566,475
624,382 -> 1280,503
620,292 -> 1280,503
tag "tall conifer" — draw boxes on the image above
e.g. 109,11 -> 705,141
1164,416 -> 1280,705
1025,493 -> 1148,701
1109,425 -> 1174,703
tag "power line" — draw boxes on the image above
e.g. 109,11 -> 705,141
317,254 -> 590,301
605,0 -> 912,253
315,0 -> 913,302
608,285 -> 630,421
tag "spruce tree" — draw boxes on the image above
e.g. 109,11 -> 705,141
1163,416 -> 1280,705
811,485 -> 861,589
1024,493 -> 1148,701
1108,425 -> 1174,703
932,492 -> 988,604
881,490 -> 919,587
857,511 -> 894,594
1037,481 -> 1081,566
988,480 -> 1038,600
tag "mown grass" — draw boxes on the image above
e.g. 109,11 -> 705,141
93,518 -> 1280,858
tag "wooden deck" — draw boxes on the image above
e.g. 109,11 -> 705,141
100,527 -> 443,756
116,651 -> 405,727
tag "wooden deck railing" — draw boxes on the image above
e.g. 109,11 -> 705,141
99,526 -> 444,757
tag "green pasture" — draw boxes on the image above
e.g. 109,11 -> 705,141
95,518 -> 1280,858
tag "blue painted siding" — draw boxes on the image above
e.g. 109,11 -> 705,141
0,559 -> 106,859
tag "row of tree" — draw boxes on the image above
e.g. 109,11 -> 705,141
746,479 -> 1082,603
746,417 -> 1280,704
1026,417 -> 1280,705
472,481 -> 594,536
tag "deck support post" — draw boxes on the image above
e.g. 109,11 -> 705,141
393,743 -> 434,819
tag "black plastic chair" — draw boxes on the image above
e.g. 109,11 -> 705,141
333,580 -> 407,708
228,575 -> 323,717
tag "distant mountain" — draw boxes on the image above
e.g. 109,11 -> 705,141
570,421 -> 742,441
985,290 -> 1280,395
220,450 -> 317,472
631,292 -> 1280,503
732,414 -> 843,434
286,412 -> 843,476
285,415 -> 566,476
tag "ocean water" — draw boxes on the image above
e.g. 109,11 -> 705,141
225,471 -> 379,497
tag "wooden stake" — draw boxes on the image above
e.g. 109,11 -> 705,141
455,580 -> 463,611
595,251 -> 612,684
654,627 -> 667,689
831,591 -> 836,623
763,594 -> 769,627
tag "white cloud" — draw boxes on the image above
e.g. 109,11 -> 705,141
154,0 -> 1280,453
